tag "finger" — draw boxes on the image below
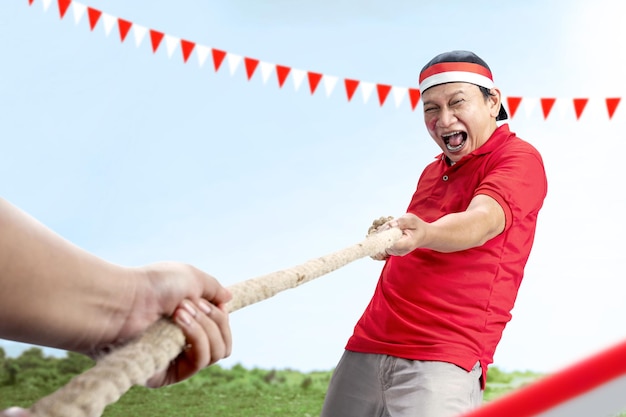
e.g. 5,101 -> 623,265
170,299 -> 230,382
191,267 -> 232,306
206,299 -> 232,358
174,300 -> 214,380
186,299 -> 230,365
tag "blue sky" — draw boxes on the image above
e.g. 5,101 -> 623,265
1,0 -> 625,376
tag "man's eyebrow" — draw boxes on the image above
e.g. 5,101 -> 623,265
422,89 -> 467,106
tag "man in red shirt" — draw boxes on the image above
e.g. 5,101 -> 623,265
321,50 -> 548,417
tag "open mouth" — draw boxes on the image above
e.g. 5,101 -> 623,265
442,131 -> 467,152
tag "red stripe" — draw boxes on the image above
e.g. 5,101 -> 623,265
419,62 -> 492,84
461,339 -> 626,417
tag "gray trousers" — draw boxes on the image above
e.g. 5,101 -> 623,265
320,351 -> 483,417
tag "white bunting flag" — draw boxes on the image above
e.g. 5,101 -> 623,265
291,69 -> 306,92
361,82 -> 375,104
226,53 -> 242,76
323,75 -> 338,97
132,24 -> 147,48
71,2 -> 86,25
164,35 -> 179,58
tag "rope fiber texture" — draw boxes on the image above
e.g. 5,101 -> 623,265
28,226 -> 402,417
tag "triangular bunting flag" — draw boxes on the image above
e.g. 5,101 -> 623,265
132,24 -> 147,48
226,53 -> 242,76
376,84 -> 392,106
211,49 -> 226,72
117,18 -> 132,42
506,96 -> 522,119
276,65 -> 291,88
24,2 -> 625,121
42,0 -> 53,12
323,75 -> 338,97
164,35 -> 179,58
71,2 -> 85,25
551,98 -> 569,120
196,44 -> 210,68
573,98 -> 589,120
180,39 -> 195,63
58,0 -> 71,19
86,7 -> 102,31
292,69 -> 306,92
523,97 -> 538,119
391,86 -> 407,108
606,97 -> 621,119
101,13 -> 115,36
344,79 -> 359,102
361,82 -> 375,104
244,57 -> 259,80
540,98 -> 556,119
149,30 -> 164,53
307,72 -> 323,95
259,62 -> 274,84
408,88 -> 421,110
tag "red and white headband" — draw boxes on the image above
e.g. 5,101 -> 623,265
418,62 -> 495,93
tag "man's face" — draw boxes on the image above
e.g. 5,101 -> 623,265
422,82 -> 499,163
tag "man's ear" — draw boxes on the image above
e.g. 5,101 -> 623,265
489,88 -> 502,118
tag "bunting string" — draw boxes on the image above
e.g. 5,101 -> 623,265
27,0 -> 623,120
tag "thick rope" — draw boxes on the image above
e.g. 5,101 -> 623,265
28,227 -> 402,417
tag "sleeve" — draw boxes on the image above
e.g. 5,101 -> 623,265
474,145 -> 548,232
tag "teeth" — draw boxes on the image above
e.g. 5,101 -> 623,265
442,131 -> 461,138
442,131 -> 465,152
446,142 -> 464,152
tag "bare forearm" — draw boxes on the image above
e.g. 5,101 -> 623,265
0,198 -> 135,352
423,209 -> 499,252
386,195 -> 505,256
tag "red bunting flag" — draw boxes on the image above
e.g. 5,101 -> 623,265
276,65 -> 291,88
211,49 -> 226,72
376,84 -> 391,106
25,2 -> 625,119
149,30 -> 164,53
541,98 -> 556,119
345,79 -> 359,102
408,88 -> 421,110
507,97 -> 522,119
118,18 -> 132,43
307,72 -> 322,94
573,98 -> 588,120
57,0 -> 71,19
180,39 -> 195,63
244,57 -> 259,80
606,97 -> 621,119
87,7 -> 101,31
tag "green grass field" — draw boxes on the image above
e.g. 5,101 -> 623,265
2,348 -> 625,416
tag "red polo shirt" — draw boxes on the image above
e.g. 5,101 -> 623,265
346,124 -> 547,387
